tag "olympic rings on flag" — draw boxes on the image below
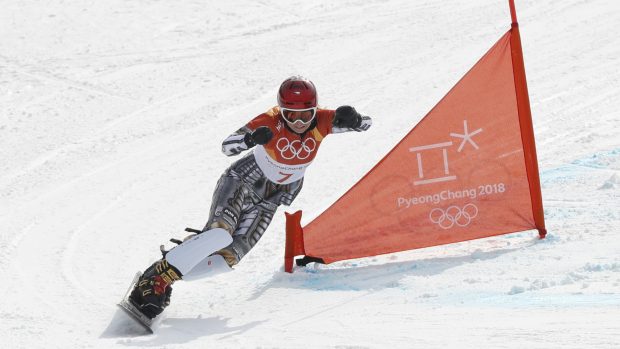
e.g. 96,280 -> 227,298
429,204 -> 478,230
276,137 -> 317,160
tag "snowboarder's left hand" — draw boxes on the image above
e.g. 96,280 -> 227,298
334,105 -> 362,129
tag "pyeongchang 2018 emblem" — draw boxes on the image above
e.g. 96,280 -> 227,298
429,204 -> 478,229
276,137 -> 316,160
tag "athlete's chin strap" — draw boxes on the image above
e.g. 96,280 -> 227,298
282,116 -> 318,137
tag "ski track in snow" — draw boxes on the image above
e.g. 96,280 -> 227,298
1,0 -> 619,348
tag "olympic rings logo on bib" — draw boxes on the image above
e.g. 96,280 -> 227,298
276,137 -> 317,160
429,204 -> 478,230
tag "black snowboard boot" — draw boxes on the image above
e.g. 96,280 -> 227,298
128,259 -> 182,319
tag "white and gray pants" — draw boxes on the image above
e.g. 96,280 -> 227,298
203,153 -> 303,266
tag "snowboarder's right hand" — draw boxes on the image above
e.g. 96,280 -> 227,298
244,126 -> 273,147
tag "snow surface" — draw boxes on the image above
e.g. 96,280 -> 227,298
1,0 -> 619,348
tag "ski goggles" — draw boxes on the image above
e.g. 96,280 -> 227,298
280,107 -> 317,126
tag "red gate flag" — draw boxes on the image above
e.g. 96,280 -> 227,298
285,1 -> 546,272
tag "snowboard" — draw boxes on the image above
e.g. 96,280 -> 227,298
115,227 -> 233,334
117,271 -> 155,334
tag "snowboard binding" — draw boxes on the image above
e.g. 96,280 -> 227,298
128,259 -> 182,319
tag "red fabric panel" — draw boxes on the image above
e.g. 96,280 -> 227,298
303,31 -> 536,264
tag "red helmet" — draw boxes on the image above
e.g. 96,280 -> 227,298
277,76 -> 317,109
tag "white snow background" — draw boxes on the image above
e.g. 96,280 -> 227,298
1,0 -> 619,348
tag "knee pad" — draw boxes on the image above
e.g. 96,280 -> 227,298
182,254 -> 232,281
165,228 -> 232,275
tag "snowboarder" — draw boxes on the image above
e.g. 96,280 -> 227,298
127,76 -> 373,319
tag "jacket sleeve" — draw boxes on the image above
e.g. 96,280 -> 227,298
221,111 -> 275,156
221,125 -> 253,156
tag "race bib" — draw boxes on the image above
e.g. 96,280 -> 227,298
253,144 -> 312,184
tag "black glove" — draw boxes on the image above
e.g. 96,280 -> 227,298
334,105 -> 362,129
244,126 -> 273,147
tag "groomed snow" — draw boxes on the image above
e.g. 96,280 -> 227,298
1,0 -> 619,348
